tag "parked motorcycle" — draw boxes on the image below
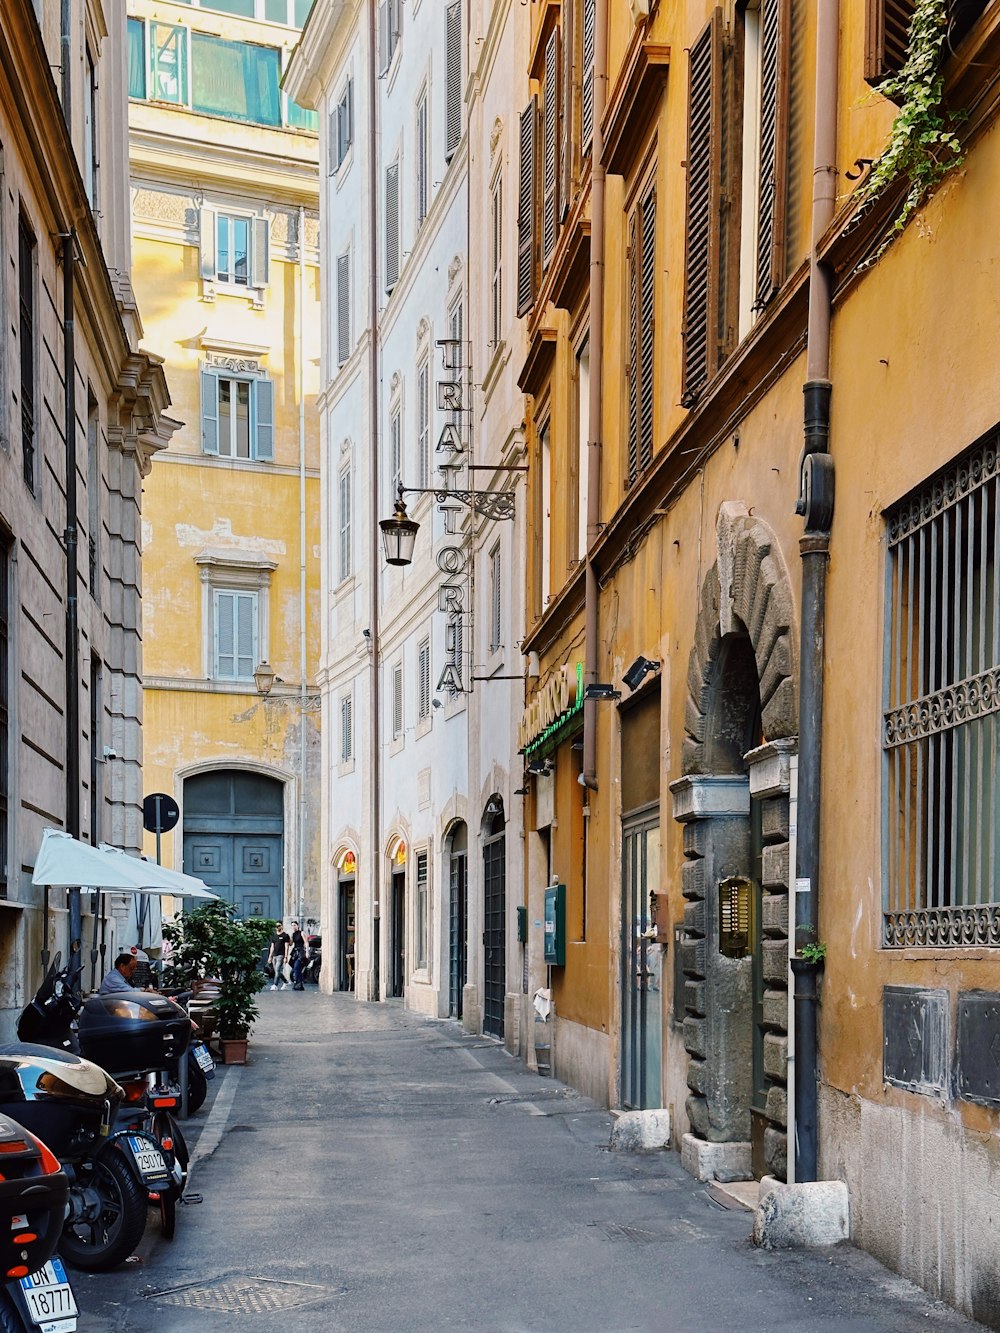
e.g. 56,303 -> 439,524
0,1043 -> 158,1271
17,960 -> 198,1240
0,1112 -> 77,1331
303,934 -> 322,985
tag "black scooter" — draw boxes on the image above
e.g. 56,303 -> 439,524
17,959 -> 192,1246
0,1111 -> 78,1331
0,1042 -> 158,1271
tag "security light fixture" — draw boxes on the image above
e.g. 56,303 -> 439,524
622,655 -> 660,692
584,683 -> 621,701
526,757 -> 553,776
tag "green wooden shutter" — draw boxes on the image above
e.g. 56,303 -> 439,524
236,593 -> 256,680
201,370 -> 219,454
251,217 -> 269,288
517,99 -> 536,315
215,590 -> 235,678
254,378 -> 274,461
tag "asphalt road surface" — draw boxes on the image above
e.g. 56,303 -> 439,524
72,990 -> 984,1333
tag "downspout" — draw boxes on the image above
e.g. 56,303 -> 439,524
60,0 -> 72,128
298,205 -> 308,926
792,0 -> 839,1184
367,0 -> 382,999
582,0 -> 608,790
62,230 -> 82,974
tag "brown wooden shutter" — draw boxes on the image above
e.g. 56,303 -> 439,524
755,0 -> 790,309
681,11 -> 723,407
560,10 -> 574,221
517,98 -> 537,315
638,185 -> 656,475
626,209 -> 639,484
865,0 -> 915,85
581,0 -> 596,154
542,28 -> 560,270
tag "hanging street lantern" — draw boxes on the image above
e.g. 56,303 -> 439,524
379,486 -> 420,567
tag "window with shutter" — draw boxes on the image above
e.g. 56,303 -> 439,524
390,405 -> 402,506
255,378 -> 274,461
341,695 -> 353,762
417,359 -> 430,488
328,108 -> 337,175
251,217 -> 269,288
385,160 -> 400,292
624,184 -> 656,487
378,0 -> 390,73
415,850 -> 429,968
581,0 -> 596,154
201,369 -> 219,454
418,638 -> 431,719
560,8 -> 573,220
541,28 -> 560,270
489,544 -> 501,653
517,99 -> 537,315
754,0 -> 789,309
214,590 -> 258,681
417,91 -> 429,226
445,1 -> 462,159
865,0 -> 915,85
201,372 -> 273,461
199,207 -> 218,286
337,251 -> 351,366
491,176 -> 503,347
336,79 -> 353,168
392,662 -> 403,739
339,466 -> 352,581
681,9 -> 727,407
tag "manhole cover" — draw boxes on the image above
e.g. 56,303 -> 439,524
599,1223 -> 664,1243
147,1276 -> 335,1314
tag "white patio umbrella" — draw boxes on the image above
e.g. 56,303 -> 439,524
33,829 -> 216,898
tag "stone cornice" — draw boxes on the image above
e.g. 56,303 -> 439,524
284,0 -> 360,108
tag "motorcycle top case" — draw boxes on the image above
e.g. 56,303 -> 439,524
77,990 -> 191,1077
0,1045 -> 123,1159
0,1112 -> 69,1275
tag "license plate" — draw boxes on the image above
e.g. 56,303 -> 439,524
20,1258 -> 78,1329
127,1136 -> 169,1182
193,1042 -> 215,1074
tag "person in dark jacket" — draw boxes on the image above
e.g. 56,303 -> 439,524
290,921 -> 307,991
267,923 -> 291,991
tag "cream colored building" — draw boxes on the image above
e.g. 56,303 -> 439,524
127,0 -> 322,928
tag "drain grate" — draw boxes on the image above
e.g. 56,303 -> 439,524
600,1223 -> 664,1243
147,1276 -> 335,1315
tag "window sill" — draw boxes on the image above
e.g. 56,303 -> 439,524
415,713 -> 433,740
201,281 -> 266,310
389,733 -> 405,756
333,148 -> 354,189
338,757 -> 356,776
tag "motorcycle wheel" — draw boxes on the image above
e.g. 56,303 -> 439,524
159,1191 -> 176,1240
60,1150 -> 147,1272
186,1055 -> 208,1114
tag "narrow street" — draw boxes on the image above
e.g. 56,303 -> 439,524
74,992 -> 979,1333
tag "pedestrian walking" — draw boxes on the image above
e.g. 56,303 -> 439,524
268,921 -> 291,990
290,921 -> 307,991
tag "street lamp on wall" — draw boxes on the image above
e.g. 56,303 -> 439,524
379,481 -> 516,568
253,661 -> 277,696
379,488 -> 421,567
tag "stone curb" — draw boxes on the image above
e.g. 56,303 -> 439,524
753,1179 -> 850,1249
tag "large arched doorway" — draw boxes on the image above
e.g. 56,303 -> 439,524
671,504 -> 796,1182
183,770 -> 284,919
446,822 -> 468,1020
482,799 -> 506,1039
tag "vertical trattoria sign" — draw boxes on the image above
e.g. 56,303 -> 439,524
434,335 -> 467,695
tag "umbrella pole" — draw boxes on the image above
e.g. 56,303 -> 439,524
41,887 -> 50,972
89,891 -> 100,992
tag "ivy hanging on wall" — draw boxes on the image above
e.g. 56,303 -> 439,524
856,0 -> 965,266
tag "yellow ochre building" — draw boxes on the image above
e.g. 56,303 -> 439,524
127,0 -> 321,927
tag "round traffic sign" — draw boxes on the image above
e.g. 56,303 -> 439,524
143,792 -> 179,835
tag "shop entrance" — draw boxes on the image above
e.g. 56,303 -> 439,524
338,875 -> 355,991
622,809 -> 662,1109
390,868 -> 405,999
448,823 -> 468,1020
482,801 -> 506,1039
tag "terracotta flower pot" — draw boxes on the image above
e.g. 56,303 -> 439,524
220,1038 -> 248,1065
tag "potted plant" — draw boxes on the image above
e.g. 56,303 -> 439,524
162,903 -> 274,1063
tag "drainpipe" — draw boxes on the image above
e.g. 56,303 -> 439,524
62,230 -> 82,976
60,0 -> 72,127
792,0 -> 839,1184
582,0 -> 608,790
298,206 -> 308,927
367,0 -> 382,999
